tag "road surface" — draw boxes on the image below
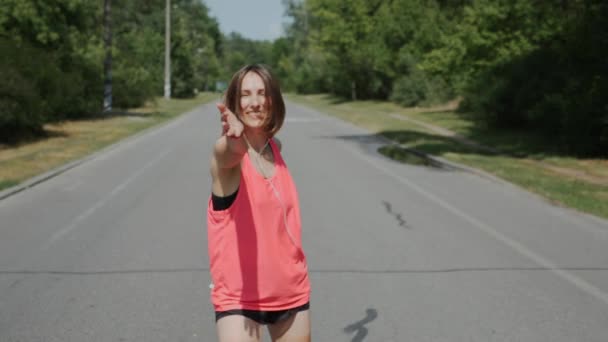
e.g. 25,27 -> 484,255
1,101 -> 607,341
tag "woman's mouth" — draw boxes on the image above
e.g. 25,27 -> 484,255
249,112 -> 265,119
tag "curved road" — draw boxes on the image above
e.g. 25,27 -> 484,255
1,102 -> 607,341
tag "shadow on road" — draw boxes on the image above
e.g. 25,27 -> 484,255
343,308 -> 378,342
314,133 -> 453,170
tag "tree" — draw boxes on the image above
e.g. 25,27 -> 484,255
103,0 -> 112,112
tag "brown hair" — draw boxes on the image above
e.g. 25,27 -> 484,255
224,64 -> 285,137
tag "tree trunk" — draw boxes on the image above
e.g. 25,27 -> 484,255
103,0 -> 112,113
164,0 -> 171,99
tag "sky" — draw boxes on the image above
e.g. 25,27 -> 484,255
203,0 -> 288,41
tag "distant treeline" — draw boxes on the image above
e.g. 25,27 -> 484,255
2,0 -> 607,155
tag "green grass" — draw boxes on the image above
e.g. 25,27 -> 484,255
286,93 -> 608,220
0,92 -> 217,192
0,180 -> 19,190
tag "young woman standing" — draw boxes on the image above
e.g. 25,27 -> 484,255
207,64 -> 311,342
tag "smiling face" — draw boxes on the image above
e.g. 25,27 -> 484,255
238,71 -> 270,132
224,64 -> 285,137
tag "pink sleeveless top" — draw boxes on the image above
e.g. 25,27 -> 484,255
207,140 -> 311,311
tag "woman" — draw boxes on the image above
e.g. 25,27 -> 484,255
207,64 -> 311,342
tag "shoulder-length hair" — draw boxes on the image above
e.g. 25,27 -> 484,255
224,64 -> 285,137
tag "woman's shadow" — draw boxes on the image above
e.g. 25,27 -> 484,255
343,308 -> 378,342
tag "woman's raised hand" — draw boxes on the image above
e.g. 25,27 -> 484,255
217,103 -> 244,139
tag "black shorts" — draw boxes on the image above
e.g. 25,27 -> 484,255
215,302 -> 310,325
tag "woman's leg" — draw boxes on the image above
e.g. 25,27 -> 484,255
216,315 -> 263,342
267,310 -> 311,342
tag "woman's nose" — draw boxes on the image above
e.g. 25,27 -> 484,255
250,95 -> 263,107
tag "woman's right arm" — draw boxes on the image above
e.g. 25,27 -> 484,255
210,104 -> 247,195
212,134 -> 246,170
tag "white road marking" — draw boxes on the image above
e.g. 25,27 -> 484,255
42,149 -> 172,250
90,108 -> 196,162
62,180 -> 83,192
343,143 -> 608,306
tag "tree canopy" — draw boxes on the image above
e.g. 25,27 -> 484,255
2,0 -> 606,155
274,0 -> 608,155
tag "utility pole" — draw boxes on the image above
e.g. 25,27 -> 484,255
103,0 -> 112,112
164,0 -> 171,99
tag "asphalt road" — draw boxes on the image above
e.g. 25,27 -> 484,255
1,101 -> 607,341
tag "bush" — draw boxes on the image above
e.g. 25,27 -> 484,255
0,40 -> 57,140
390,68 -> 452,107
52,57 -> 101,120
112,64 -> 157,108
0,67 -> 44,140
462,17 -> 608,156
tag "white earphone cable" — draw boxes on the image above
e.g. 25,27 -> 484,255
243,134 -> 300,250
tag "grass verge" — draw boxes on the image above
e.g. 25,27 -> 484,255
0,93 -> 217,192
286,93 -> 608,220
